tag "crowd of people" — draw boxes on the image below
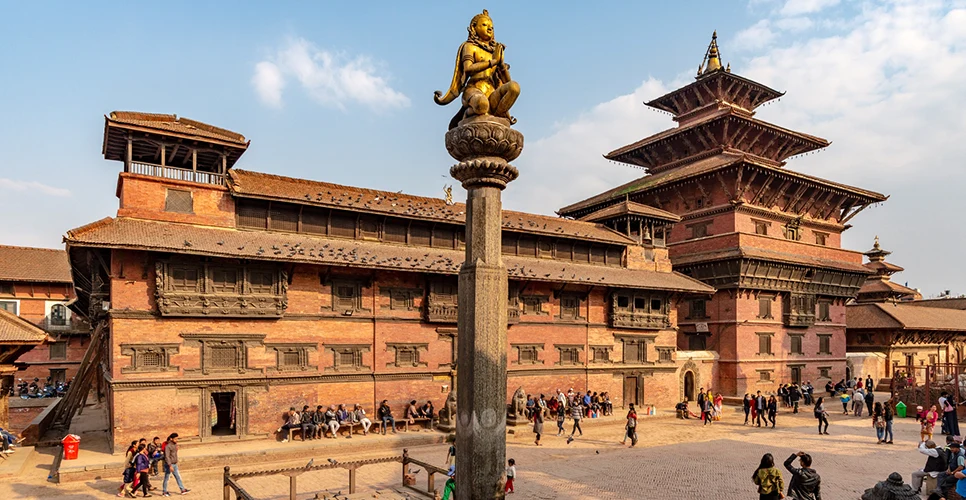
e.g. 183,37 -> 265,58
910,436 -> 966,499
275,400 -> 436,441
116,433 -> 189,498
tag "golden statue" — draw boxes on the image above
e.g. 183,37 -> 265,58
434,9 -> 520,129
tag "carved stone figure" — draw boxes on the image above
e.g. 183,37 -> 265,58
434,9 -> 520,129
510,386 -> 526,418
860,472 -> 920,500
437,390 -> 457,432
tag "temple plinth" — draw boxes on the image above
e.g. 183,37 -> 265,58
448,114 -> 521,500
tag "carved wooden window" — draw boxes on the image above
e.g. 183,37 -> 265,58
386,288 -> 419,311
431,282 -> 458,305
182,334 -> 264,375
236,200 -> 268,229
817,300 -> 831,321
409,223 -> 432,247
387,343 -> 428,368
269,204 -> 299,232
358,216 -> 380,240
606,247 -> 623,267
164,189 -> 193,214
248,269 -> 275,295
332,281 -> 363,312
210,346 -> 238,369
324,344 -> 370,372
50,304 -> 68,326
758,295 -> 773,319
688,334 -> 707,350
518,237 -> 537,257
383,219 -> 408,243
818,335 -> 831,355
513,344 -> 543,365
267,343 -> 317,372
590,346 -> 612,363
783,224 -> 801,241
758,370 -> 772,382
790,334 -> 804,355
790,365 -> 803,384
557,242 -> 573,261
754,220 -> 769,236
330,212 -> 357,238
120,344 -> 180,374
757,333 -> 774,355
538,240 -> 553,258
555,345 -> 582,366
433,226 -> 456,249
522,296 -> 548,316
501,234 -> 517,255
616,295 -> 631,311
620,337 -> 648,364
784,293 -> 816,327
558,294 -> 581,321
301,207 -> 327,235
169,266 -> 201,292
819,366 -> 831,379
49,341 -> 67,360
688,221 -> 711,239
657,347 -> 673,362
210,268 -> 239,294
688,299 -> 708,319
814,232 -> 827,246
573,244 -> 590,262
590,247 -> 606,265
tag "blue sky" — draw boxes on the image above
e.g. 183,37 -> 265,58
1,1 -> 964,296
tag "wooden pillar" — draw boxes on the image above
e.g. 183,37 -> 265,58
192,149 -> 197,173
125,135 -> 133,172
289,475 -> 297,500
160,144 -> 166,167
428,471 -> 436,494
349,467 -> 357,493
223,466 -> 231,500
222,154 -> 227,175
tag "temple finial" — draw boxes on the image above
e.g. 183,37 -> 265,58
873,235 -> 880,250
699,31 -> 724,76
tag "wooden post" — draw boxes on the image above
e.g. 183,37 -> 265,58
428,471 -> 436,494
125,135 -> 132,172
222,154 -> 227,175
349,466 -> 357,493
192,149 -> 197,173
161,144 -> 166,167
402,448 -> 409,486
289,475 -> 297,500
223,466 -> 231,500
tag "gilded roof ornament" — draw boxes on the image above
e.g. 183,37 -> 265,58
697,31 -> 728,78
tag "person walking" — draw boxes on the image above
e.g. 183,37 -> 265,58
922,405 -> 940,442
767,395 -> 778,428
883,399 -> 895,444
441,466 -> 456,500
713,393 -> 724,422
941,392 -> 961,437
873,402 -> 886,444
117,440 -> 138,498
532,405 -> 543,446
162,433 -> 189,496
814,397 -> 830,435
622,404 -> 638,447
853,390 -> 865,417
865,389 -> 875,417
756,391 -> 767,427
753,453 -> 785,500
839,391 -> 850,415
790,385 -> 801,414
743,394 -> 752,425
133,444 -> 152,497
504,458 -> 516,495
783,451 -> 821,500
568,400 -> 583,441
555,404 -> 566,436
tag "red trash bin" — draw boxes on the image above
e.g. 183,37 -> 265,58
62,434 -> 80,460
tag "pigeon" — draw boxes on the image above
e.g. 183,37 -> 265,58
566,436 -> 574,444
305,458 -> 314,469
327,458 -> 338,465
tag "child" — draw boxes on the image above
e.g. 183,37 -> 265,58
445,443 -> 456,466
839,391 -> 850,415
556,407 -> 566,436
504,458 -> 516,494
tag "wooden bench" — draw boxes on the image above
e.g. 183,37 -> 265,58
404,417 -> 434,432
320,421 -> 357,438
284,427 -> 304,442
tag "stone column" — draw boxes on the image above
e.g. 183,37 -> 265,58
447,115 -> 522,500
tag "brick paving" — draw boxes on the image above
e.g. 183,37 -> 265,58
0,406 -> 932,499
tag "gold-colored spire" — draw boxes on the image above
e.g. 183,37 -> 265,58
697,31 -> 726,77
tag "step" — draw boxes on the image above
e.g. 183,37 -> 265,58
0,446 -> 35,480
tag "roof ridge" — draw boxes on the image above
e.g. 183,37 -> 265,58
0,244 -> 66,253
0,308 -> 48,342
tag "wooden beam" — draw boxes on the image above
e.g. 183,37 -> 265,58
733,164 -> 744,197
840,202 -> 871,225
765,179 -> 792,208
652,195 -> 663,210
696,179 -> 711,202
818,193 -> 842,220
799,190 -> 827,217
674,187 -> 690,211
716,172 -> 732,200
783,184 -> 809,212
751,176 -> 774,205
738,170 -> 762,203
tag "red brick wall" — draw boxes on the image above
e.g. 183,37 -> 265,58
116,173 -> 235,227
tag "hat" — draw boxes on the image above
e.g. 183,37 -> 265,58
926,440 -> 937,449
917,405 -> 923,410
447,465 -> 456,477
950,442 -> 961,449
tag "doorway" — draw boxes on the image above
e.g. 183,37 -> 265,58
623,376 -> 639,407
684,371 -> 695,402
211,392 -> 236,436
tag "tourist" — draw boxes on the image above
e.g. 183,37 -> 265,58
378,400 -> 397,434
756,391 -> 767,427
277,407 -> 300,442
699,389 -> 712,426
441,466 -> 456,500
405,400 -> 419,424
873,402 -> 886,444
814,397 -> 830,435
622,404 -> 638,447
532,404 -> 543,446
778,384 -> 788,408
556,404 -> 566,435
147,436 -> 163,476
537,394 -> 547,418
766,395 -> 777,428
743,394 -> 752,425
324,405 -> 340,438
162,433 -> 188,496
853,389 -> 865,417
941,391 -> 961,436
504,458 -> 516,494
582,391 -> 592,418
825,380 -> 834,397
602,392 -> 613,416
548,394 -> 560,418
883,398 -> 895,444
866,374 -> 874,393
312,405 -> 326,439
697,388 -> 706,419
912,440 -> 947,494
783,451 -> 821,499
856,377 -> 864,391
934,439 -> 964,497
839,391 -> 850,415
752,453 -> 784,500
445,442 -> 456,466
922,405 -> 940,442
803,381 -> 813,406
133,444 -> 152,497
568,399 -> 583,440
789,384 -> 801,414
419,400 -> 435,419
865,388 -> 875,417
299,405 -> 316,441
353,404 -> 372,435
713,392 -> 724,421
116,440 -> 137,498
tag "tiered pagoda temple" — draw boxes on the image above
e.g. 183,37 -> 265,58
559,33 -> 888,396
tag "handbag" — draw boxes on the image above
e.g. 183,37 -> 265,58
875,416 -> 886,429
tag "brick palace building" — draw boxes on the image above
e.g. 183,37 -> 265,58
0,245 -> 89,384
558,34 -> 888,397
63,111 -> 713,451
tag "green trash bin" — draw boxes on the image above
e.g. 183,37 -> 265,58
896,401 -> 907,418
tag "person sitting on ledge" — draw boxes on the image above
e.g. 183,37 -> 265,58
277,407 -> 300,442
300,405 -> 316,441
378,400 -> 397,434
324,405 -> 340,439
419,400 -> 435,420
336,404 -> 352,439
405,400 -> 420,424
353,404 -> 372,435
312,405 -> 326,439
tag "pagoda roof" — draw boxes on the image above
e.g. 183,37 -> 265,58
864,260 -> 904,274
670,245 -> 871,274
855,278 -> 919,299
604,108 -> 829,172
647,70 -> 784,118
578,200 -> 681,224
64,217 -> 714,295
848,302 -> 966,333
103,111 -> 249,169
228,169 -> 635,246
0,245 -> 72,284
558,152 -> 886,218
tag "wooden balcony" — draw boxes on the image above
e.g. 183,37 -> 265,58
426,304 -> 458,323
129,162 -> 225,186
611,311 -> 670,330
783,312 -> 816,328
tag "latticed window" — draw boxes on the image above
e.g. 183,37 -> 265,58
333,282 -> 361,311
49,341 -> 67,360
790,335 -> 804,355
339,351 -> 357,366
397,349 -> 415,366
819,367 -> 831,378
210,346 -> 238,369
556,346 -> 581,365
433,226 -> 456,248
759,371 -> 772,382
515,345 -> 541,365
330,213 -> 357,238
281,351 -> 300,367
409,223 -> 432,247
383,220 -> 408,243
249,270 -> 274,294
328,345 -> 367,371
236,200 -> 268,228
592,347 -> 610,363
211,268 -> 238,294
517,237 -> 537,257
141,351 -> 163,368
50,304 -> 68,326
164,189 -> 193,214
522,296 -> 546,315
559,295 -> 580,320
269,204 -> 299,232
359,217 -> 380,240
658,348 -> 673,362
121,344 -> 178,373
622,340 -> 646,364
301,207 -> 327,234
0,283 -> 14,295
690,299 -> 707,319
169,266 -> 200,292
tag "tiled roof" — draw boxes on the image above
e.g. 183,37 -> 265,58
0,245 -> 72,283
228,169 -> 635,246
905,298 -> 966,310
578,200 -> 681,224
670,246 -> 870,273
65,217 -> 713,294
0,309 -> 47,344
848,302 -> 966,332
107,111 -> 248,146
857,279 -> 919,298
865,261 -> 904,273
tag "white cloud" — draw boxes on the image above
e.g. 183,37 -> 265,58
734,20 -> 777,51
253,38 -> 410,111
775,16 -> 814,31
0,178 -> 70,197
780,0 -> 840,16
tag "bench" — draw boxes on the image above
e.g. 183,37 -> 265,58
284,427 -> 304,442
320,421 -> 358,438
404,417 -> 434,432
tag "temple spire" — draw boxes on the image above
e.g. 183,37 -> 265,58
697,31 -> 728,77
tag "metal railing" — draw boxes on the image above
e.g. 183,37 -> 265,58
892,363 -> 966,418
129,161 -> 225,186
